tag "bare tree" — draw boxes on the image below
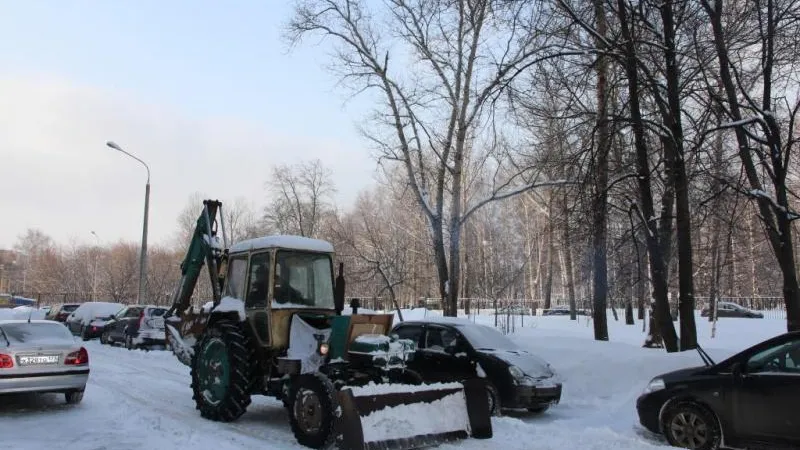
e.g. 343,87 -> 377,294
699,0 -> 800,332
264,159 -> 336,238
288,0 -> 568,316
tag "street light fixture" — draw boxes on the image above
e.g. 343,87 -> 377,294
91,231 -> 100,301
107,140 -> 150,304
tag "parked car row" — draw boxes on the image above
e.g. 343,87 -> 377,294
43,301 -> 167,349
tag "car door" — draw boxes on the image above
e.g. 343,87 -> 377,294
106,307 -> 127,340
419,325 -> 475,383
734,335 -> 800,446
391,324 -> 426,376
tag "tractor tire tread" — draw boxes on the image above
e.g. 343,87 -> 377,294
288,372 -> 339,449
190,320 -> 254,423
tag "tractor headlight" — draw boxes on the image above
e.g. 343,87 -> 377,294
319,343 -> 329,356
643,377 -> 665,394
508,365 -> 525,381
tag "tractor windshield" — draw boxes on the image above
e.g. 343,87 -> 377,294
272,251 -> 335,310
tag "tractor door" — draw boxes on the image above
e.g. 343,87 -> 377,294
243,251 -> 272,347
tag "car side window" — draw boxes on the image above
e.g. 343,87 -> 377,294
747,338 -> 800,374
425,326 -> 464,354
245,252 -> 270,308
394,325 -> 423,345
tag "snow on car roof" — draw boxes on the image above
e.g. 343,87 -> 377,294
229,235 -> 334,254
397,315 -> 477,327
0,319 -> 56,325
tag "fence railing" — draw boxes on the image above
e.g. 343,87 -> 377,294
9,292 -> 789,321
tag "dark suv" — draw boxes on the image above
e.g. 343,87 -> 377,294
636,331 -> 800,450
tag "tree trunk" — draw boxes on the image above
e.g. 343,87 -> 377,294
562,191 -> 578,321
591,0 -> 610,342
661,0 -> 697,350
544,196 -> 555,310
617,0 -> 679,352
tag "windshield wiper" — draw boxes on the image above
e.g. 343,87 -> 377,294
696,344 -> 716,367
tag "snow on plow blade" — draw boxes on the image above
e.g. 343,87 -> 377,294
335,379 -> 492,450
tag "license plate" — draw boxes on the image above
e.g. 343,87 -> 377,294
19,355 -> 59,365
148,318 -> 165,328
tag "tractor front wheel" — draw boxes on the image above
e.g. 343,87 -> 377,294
190,319 -> 253,422
288,373 -> 339,449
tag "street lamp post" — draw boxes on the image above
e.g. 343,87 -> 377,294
91,231 -> 100,301
107,141 -> 150,304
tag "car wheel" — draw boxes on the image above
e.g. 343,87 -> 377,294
486,383 -> 501,417
661,402 -> 721,450
81,326 -> 89,341
100,331 -> 109,345
65,390 -> 84,404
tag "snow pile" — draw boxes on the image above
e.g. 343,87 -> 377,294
347,381 -> 463,396
359,391 -> 471,444
209,297 -> 246,321
352,334 -> 391,345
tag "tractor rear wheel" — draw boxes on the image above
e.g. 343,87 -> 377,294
288,373 -> 339,449
190,319 -> 253,422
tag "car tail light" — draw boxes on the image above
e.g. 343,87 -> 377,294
0,354 -> 13,369
65,347 -> 89,365
139,310 -> 145,328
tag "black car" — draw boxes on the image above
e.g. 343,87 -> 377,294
390,317 -> 561,416
636,331 -> 800,450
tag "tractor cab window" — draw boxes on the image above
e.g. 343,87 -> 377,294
246,252 -> 270,308
225,255 -> 248,301
273,251 -> 334,309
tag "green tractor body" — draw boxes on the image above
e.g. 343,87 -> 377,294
163,201 -> 491,449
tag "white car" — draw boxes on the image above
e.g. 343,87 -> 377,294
0,320 -> 89,403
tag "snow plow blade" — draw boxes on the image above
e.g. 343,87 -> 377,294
335,379 -> 492,450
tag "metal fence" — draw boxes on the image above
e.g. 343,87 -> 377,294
10,292 -> 789,321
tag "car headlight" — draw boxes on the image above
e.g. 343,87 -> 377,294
508,365 -> 525,380
643,377 -> 665,394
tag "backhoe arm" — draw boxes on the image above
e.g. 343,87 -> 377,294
166,199 -> 226,317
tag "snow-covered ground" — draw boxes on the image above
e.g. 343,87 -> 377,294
0,311 -> 787,450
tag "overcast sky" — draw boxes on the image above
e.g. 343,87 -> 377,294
0,1 -> 378,249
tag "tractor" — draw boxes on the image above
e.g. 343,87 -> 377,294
163,200 -> 492,449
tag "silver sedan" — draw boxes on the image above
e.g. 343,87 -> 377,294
0,319 -> 90,403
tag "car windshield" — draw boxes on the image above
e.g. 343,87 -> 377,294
457,324 -> 521,351
0,322 -> 73,345
62,304 -> 80,312
149,308 -> 167,317
272,251 -> 335,309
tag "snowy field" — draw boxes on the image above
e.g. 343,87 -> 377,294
0,310 -> 787,450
